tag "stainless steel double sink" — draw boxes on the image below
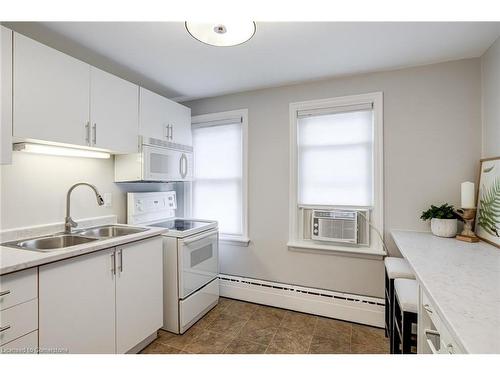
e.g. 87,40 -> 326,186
1,225 -> 147,252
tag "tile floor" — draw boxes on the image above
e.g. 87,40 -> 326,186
140,297 -> 389,354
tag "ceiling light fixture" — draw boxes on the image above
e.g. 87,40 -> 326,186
185,22 -> 256,47
13,143 -> 111,159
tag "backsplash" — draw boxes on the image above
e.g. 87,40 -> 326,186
0,151 -> 188,230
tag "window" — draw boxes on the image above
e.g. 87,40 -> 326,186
191,109 -> 248,244
298,107 -> 374,207
289,93 -> 384,256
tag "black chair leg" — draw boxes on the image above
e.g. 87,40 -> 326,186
391,291 -> 399,354
402,311 -> 413,354
385,272 -> 390,338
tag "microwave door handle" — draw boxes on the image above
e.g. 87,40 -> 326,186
179,154 -> 184,178
180,153 -> 188,178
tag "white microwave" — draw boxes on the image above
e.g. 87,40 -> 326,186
115,138 -> 193,182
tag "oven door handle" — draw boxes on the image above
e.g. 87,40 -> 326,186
180,229 -> 218,245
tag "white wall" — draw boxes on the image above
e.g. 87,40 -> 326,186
481,36 -> 500,158
0,152 -> 181,230
186,59 -> 482,298
0,152 -> 126,229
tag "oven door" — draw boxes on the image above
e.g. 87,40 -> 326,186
178,229 -> 219,299
143,145 -> 192,182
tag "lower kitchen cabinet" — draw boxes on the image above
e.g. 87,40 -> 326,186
1,331 -> 38,354
417,285 -> 464,354
0,268 -> 39,354
39,247 -> 116,354
115,238 -> 163,353
39,236 -> 163,354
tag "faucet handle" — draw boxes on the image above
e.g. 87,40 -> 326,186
65,216 -> 78,228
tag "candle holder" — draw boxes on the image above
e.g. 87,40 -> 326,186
455,208 -> 480,243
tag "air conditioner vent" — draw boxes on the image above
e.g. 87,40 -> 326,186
312,209 -> 358,244
303,208 -> 370,246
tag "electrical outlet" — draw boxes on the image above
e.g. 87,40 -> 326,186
103,193 -> 112,208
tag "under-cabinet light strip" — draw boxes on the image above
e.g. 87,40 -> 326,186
13,143 -> 110,159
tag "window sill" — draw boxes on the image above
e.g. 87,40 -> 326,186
220,235 -> 250,247
287,240 -> 386,259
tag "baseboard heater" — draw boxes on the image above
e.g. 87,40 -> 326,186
219,274 -> 385,328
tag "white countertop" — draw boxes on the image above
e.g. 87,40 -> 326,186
0,218 -> 167,276
391,230 -> 500,354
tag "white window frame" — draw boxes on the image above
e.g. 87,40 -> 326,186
288,92 -> 385,257
189,109 -> 249,246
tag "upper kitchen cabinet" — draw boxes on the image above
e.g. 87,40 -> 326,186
90,67 -> 139,154
1,26 -> 12,165
139,87 -> 192,146
13,32 -> 90,147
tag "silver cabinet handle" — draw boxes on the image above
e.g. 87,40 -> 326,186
423,304 -> 433,314
170,123 -> 174,140
447,343 -> 454,354
118,249 -> 123,273
425,329 -> 440,338
111,252 -> 116,275
0,325 -> 11,333
164,124 -> 169,139
92,123 -> 97,145
0,290 -> 11,297
425,329 -> 441,353
85,122 -> 90,145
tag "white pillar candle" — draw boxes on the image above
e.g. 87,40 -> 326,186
461,181 -> 475,208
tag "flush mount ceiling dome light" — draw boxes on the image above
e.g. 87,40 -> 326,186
185,22 -> 256,47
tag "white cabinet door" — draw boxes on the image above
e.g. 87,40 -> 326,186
139,87 -> 192,145
90,67 -> 139,153
13,32 -> 90,146
115,237 -> 163,353
39,248 -> 116,354
139,87 -> 169,140
165,99 -> 192,146
1,26 -> 12,164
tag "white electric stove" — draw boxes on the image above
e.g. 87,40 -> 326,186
127,191 -> 219,334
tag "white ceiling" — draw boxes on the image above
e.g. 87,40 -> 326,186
6,22 -> 500,101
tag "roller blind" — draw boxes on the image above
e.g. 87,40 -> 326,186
192,119 -> 243,235
297,108 -> 374,206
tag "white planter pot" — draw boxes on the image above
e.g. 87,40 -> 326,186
430,218 -> 457,238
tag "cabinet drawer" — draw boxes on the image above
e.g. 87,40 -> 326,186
179,278 -> 219,333
0,299 -> 38,346
0,268 -> 38,311
421,291 -> 463,354
0,330 -> 38,354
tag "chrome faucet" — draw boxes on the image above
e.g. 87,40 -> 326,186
65,183 -> 105,233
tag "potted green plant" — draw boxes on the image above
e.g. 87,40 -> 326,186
420,204 -> 462,237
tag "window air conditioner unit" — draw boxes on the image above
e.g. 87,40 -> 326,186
311,209 -> 360,244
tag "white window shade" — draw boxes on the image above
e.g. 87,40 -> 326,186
192,122 -> 243,236
297,109 -> 374,207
